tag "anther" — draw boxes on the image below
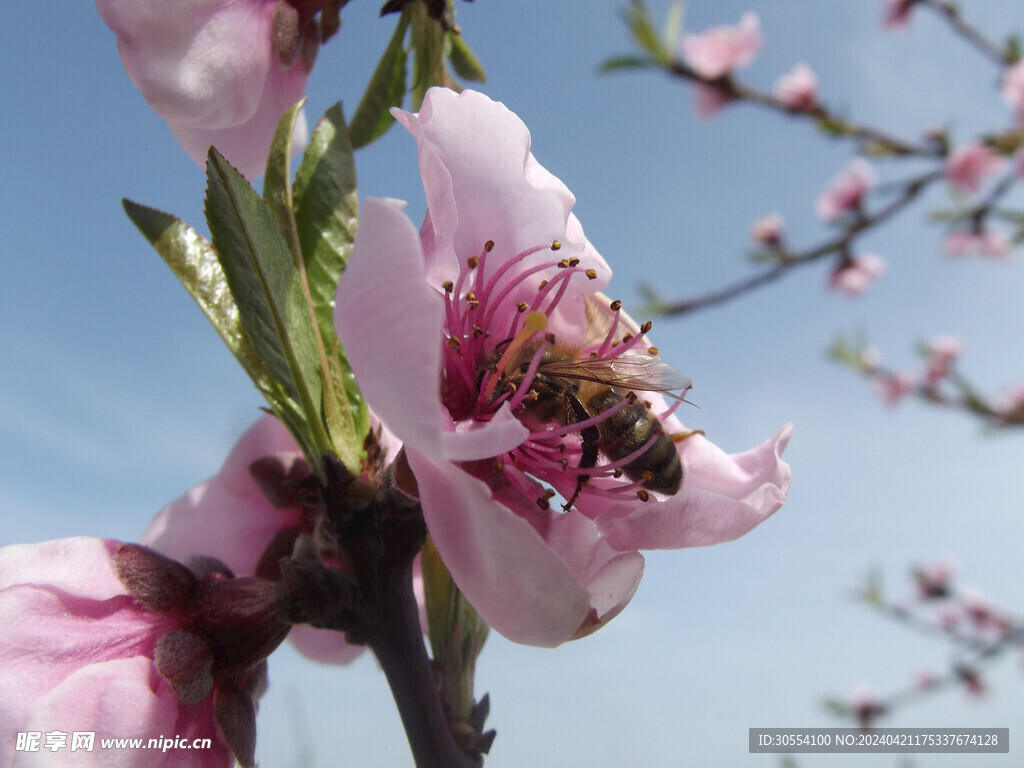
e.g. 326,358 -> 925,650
637,490 -> 651,502
467,256 -> 480,268
610,299 -> 622,312
641,471 -> 654,482
536,497 -> 550,510
494,459 -> 506,471
538,280 -> 549,289
622,334 -> 634,344
516,302 -> 529,312
641,321 -> 653,333
643,399 -> 652,409
557,259 -> 571,269
551,240 -> 562,250
442,280 -> 454,293
585,269 -> 597,280
543,488 -> 556,499
568,258 -> 580,267
648,346 -> 659,355
472,325 -> 486,337
526,390 -> 539,401
447,337 -> 461,350
559,458 -> 569,470
484,240 -> 495,252
613,468 -> 624,478
545,332 -> 557,344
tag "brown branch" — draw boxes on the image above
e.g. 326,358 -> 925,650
666,61 -> 941,158
650,169 -> 942,317
919,0 -> 1013,66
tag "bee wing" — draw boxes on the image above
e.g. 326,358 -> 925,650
541,354 -> 693,398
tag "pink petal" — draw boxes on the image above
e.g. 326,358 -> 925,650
169,62 -> 310,180
334,197 -> 447,456
0,537 -> 124,600
97,0 -> 275,128
406,450 -> 592,647
141,470 -> 302,578
439,404 -> 528,462
392,88 -> 610,304
595,424 -> 793,550
694,82 -> 729,118
681,12 -> 762,79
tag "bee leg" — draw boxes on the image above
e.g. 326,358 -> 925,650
563,421 -> 599,511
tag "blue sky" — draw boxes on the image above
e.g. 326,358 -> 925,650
2,1 -> 1023,766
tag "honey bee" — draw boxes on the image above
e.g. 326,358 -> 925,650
481,341 -> 692,510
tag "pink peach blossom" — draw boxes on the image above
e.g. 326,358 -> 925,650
913,560 -> 956,599
827,253 -> 887,295
848,685 -> 885,728
97,0 -> 315,179
872,372 -> 914,406
945,143 -> 1004,194
143,415 -> 375,666
693,82 -> 731,118
922,336 -> 962,386
943,229 -> 1013,259
751,213 -> 784,246
774,63 -> 818,111
816,159 -> 876,221
681,12 -> 762,80
0,538 -> 238,767
333,88 -> 792,647
1002,60 -> 1024,124
993,385 -> 1024,423
882,0 -> 915,29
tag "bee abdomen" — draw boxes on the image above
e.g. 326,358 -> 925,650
593,392 -> 683,495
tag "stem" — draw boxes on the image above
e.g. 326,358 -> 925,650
666,62 -> 939,158
367,559 -> 478,768
921,0 -> 1011,66
652,169 -> 941,316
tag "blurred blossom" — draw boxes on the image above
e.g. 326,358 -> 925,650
913,560 -> 957,599
693,82 -> 731,118
954,664 -> 986,697
992,385 -> 1024,423
849,686 -> 885,728
827,253 -> 886,296
751,213 -> 784,246
945,143 -> 1004,194
1002,60 -> 1024,124
816,159 -> 876,221
922,336 -> 962,386
943,229 -> 1013,259
882,0 -> 915,29
872,372 -> 914,406
681,12 -> 762,79
774,63 -> 818,111
97,0 -> 319,179
857,346 -> 882,372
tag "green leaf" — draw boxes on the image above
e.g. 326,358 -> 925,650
349,12 -> 410,150
599,55 -> 656,73
263,99 -> 307,261
122,198 -> 321,466
623,0 -> 667,63
294,103 -> 359,332
293,104 -> 370,463
204,148 -> 330,457
447,33 -> 486,82
410,2 -> 447,109
123,200 -> 264,379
